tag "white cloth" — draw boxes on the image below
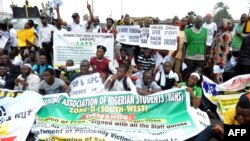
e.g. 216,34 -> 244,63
11,56 -> 23,67
9,28 -> 18,47
67,21 -> 88,32
202,22 -> 217,46
155,70 -> 179,87
40,24 -> 56,42
14,73 -> 41,92
92,25 -> 100,33
105,75 -> 137,92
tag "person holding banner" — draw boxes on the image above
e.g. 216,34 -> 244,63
104,66 -> 136,92
69,60 -> 93,81
136,71 -> 161,95
194,92 -> 250,141
176,72 -> 202,108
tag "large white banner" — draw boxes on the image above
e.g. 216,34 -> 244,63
0,91 -> 44,141
146,25 -> 179,50
53,32 -> 114,67
116,25 -> 141,46
70,73 -> 104,96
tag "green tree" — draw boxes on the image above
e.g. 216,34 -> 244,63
213,2 -> 232,25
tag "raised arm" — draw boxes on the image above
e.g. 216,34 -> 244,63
55,5 -> 67,26
86,1 -> 94,25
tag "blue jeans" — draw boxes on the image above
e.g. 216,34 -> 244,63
194,125 -> 223,141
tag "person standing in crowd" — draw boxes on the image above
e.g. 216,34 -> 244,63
91,16 -> 101,33
40,13 -> 56,65
231,13 -> 247,57
58,1 -> 94,32
155,62 -> 179,90
208,19 -> 232,84
173,17 -> 188,82
136,71 -> 162,95
176,72 -> 202,109
0,54 -> 21,79
104,66 -> 136,92
15,64 -> 40,92
183,16 -> 207,79
0,65 -> 15,90
202,14 -> 217,59
39,68 -> 70,95
98,17 -> 117,37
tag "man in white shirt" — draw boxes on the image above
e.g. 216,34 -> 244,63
15,64 -> 41,92
104,66 -> 136,92
40,14 -> 56,65
91,16 -> 100,33
58,2 -> 94,32
202,14 -> 217,57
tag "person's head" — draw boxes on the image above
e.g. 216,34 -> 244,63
93,16 -> 100,27
43,68 -> 55,84
8,23 -> 13,30
143,71 -> 153,86
159,50 -> 169,57
181,17 -> 188,29
187,72 -> 200,87
143,48 -> 151,58
8,50 -> 17,59
54,19 -> 62,29
138,19 -> 143,27
119,48 -> 128,59
116,66 -> 129,80
66,59 -> 74,67
49,7 -> 53,13
72,13 -> 80,24
40,14 -> 48,25
106,18 -> 114,29
96,45 -> 106,59
153,17 -> 159,24
25,0 -> 29,5
0,65 -> 7,76
194,16 -> 203,29
172,16 -> 179,26
80,60 -> 90,75
21,64 -> 32,77
39,55 -> 47,65
219,18 -> 231,30
0,55 -> 9,65
163,62 -> 172,74
144,19 -> 151,28
29,51 -> 36,60
235,93 -> 250,125
124,14 -> 131,25
240,13 -> 247,24
204,14 -> 212,24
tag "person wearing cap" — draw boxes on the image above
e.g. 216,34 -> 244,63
14,64 -> 41,92
98,17 -> 117,36
176,72 -> 202,109
57,1 -> 94,32
90,45 -> 117,81
40,13 -> 56,65
193,92 -> 250,141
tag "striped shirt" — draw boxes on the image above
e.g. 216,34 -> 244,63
137,55 -> 155,70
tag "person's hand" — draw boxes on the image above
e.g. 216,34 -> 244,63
19,79 -> 28,87
58,65 -> 66,71
87,1 -> 91,10
212,124 -> 224,138
100,72 -> 106,78
186,87 -> 193,93
111,75 -> 118,81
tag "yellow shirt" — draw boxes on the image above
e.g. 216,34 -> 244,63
224,108 -> 239,125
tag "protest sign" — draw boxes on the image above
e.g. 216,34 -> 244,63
0,91 -> 44,141
146,25 -> 179,50
0,31 -> 9,49
16,28 -> 35,47
140,28 -> 150,47
202,75 -> 250,120
116,25 -> 141,46
70,73 -> 104,96
34,88 -> 210,141
53,32 -> 114,67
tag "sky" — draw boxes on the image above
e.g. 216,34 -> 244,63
2,0 -> 249,22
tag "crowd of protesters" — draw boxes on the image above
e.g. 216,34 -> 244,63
1,1 -> 250,141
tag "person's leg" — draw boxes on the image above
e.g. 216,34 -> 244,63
174,58 -> 183,82
194,125 -> 216,141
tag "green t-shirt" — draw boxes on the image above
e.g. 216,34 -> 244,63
232,23 -> 244,50
179,82 -> 202,97
185,28 -> 207,56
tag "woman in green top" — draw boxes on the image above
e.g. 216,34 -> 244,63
176,72 -> 202,108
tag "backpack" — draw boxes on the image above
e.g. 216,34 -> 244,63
108,76 -> 131,91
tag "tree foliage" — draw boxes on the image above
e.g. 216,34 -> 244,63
186,11 -> 197,25
213,2 -> 232,25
